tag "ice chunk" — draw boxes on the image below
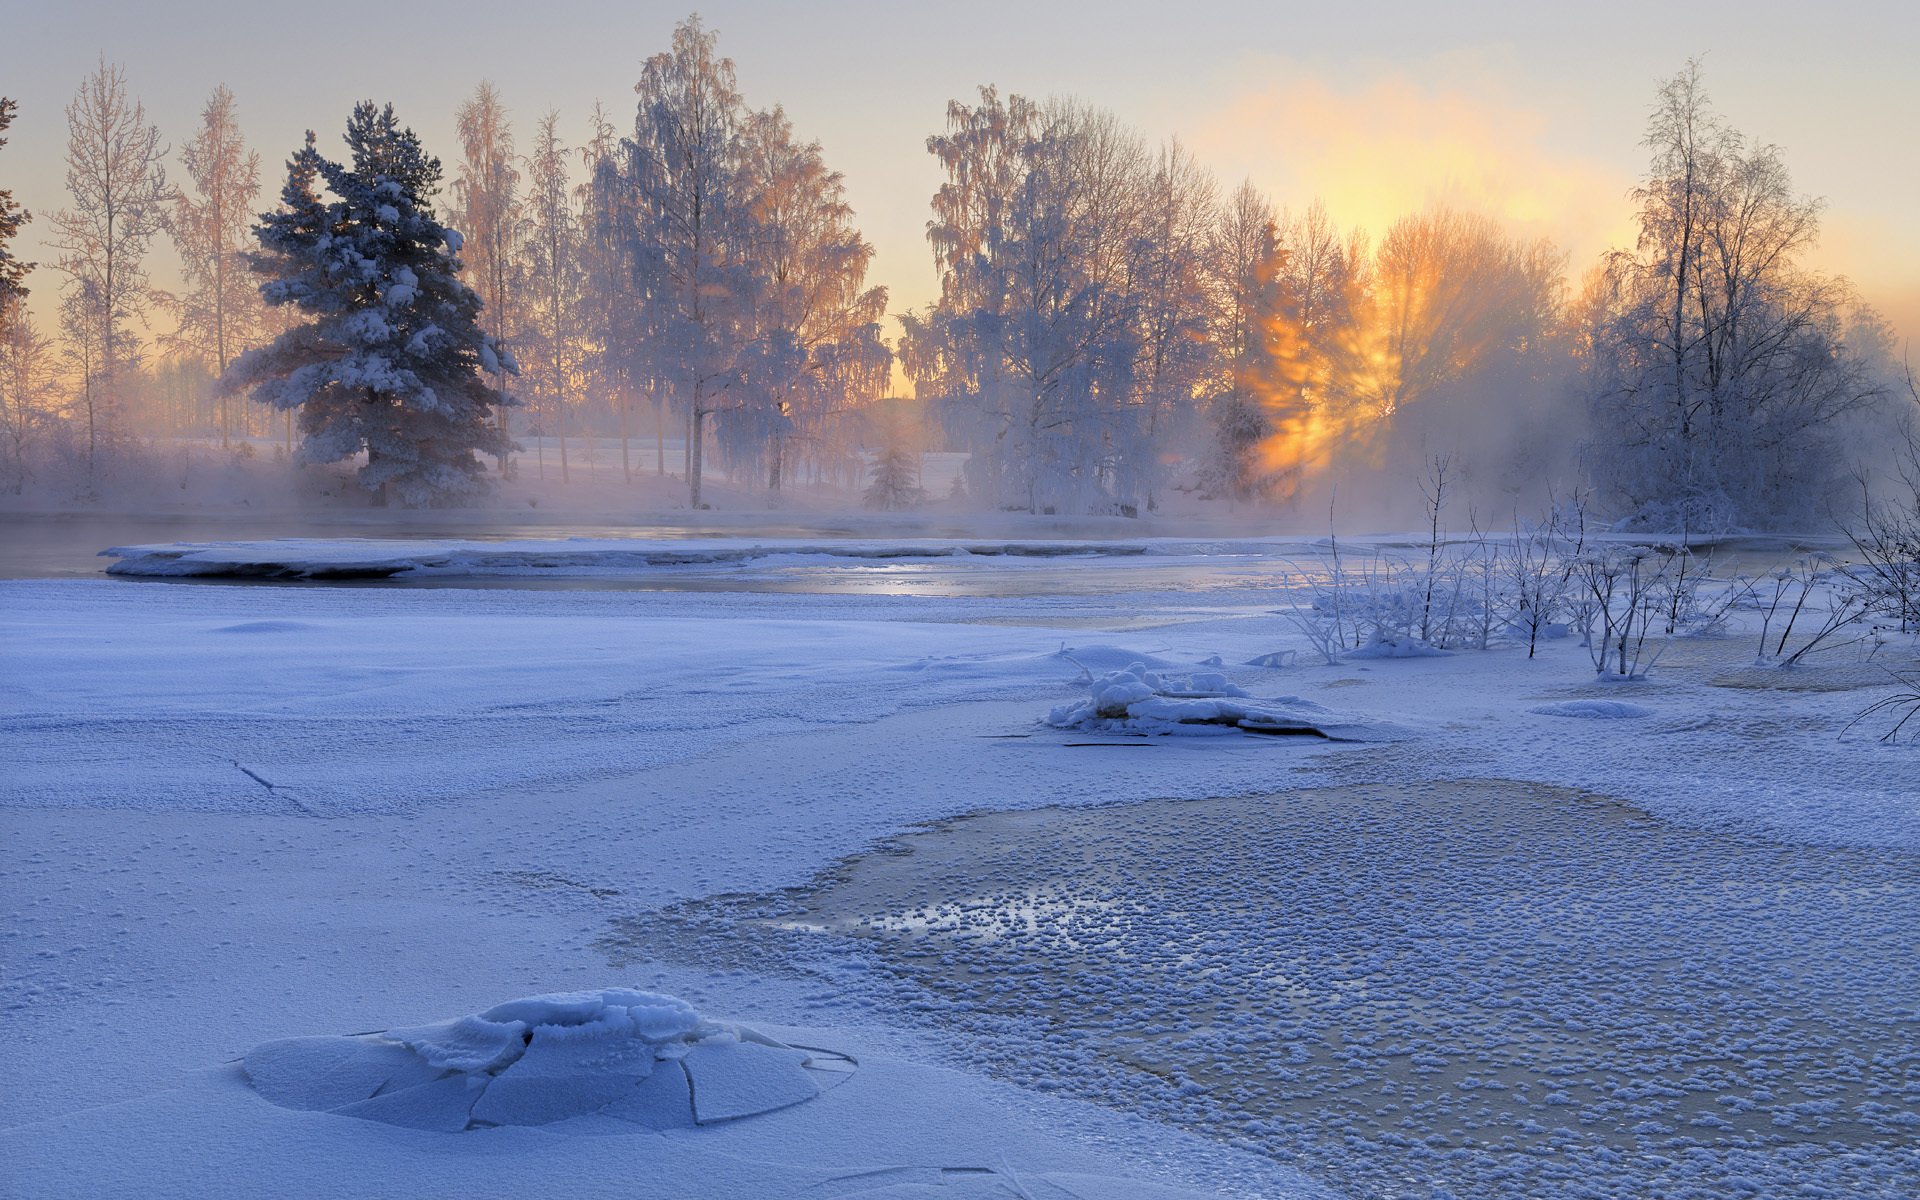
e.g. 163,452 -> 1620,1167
682,1040 -> 819,1125
592,1061 -> 695,1130
332,1074 -> 482,1132
243,988 -> 843,1133
390,1014 -> 527,1073
244,1035 -> 424,1111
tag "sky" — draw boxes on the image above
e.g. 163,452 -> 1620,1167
4,0 -> 1917,350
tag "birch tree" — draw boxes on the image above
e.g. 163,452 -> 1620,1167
733,105 -> 890,493
170,84 -> 263,446
620,16 -> 755,508
50,58 -> 172,472
521,110 -> 584,481
454,81 -> 522,469
1584,61 -> 1884,527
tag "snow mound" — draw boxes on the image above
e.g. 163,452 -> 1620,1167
1055,644 -> 1184,673
1343,637 -> 1453,660
1530,700 -> 1655,720
243,988 -> 851,1132
1048,662 -> 1387,740
214,620 -> 315,634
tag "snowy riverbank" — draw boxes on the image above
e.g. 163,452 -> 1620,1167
3,551 -> 1916,1198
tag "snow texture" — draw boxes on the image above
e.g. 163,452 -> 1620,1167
1530,699 -> 1655,719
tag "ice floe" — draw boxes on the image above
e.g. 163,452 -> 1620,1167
244,988 -> 850,1131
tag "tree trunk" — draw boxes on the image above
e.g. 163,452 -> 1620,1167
654,388 -> 665,476
689,398 -> 706,509
618,384 -> 631,483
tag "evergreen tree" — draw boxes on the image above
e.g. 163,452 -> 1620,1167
864,441 -> 925,511
225,103 -> 516,505
0,97 -> 32,320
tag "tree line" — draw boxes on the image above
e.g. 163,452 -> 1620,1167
0,24 -> 1908,526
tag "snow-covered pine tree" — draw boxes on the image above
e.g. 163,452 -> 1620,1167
0,97 -> 32,319
225,102 -> 515,505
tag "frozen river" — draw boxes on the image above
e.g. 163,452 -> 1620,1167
2,519 -> 1913,1199
615,781 -> 1920,1198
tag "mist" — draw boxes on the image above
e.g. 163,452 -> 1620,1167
1,21 -> 1913,540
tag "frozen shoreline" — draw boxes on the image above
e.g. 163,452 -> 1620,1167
3,558 -> 1916,1197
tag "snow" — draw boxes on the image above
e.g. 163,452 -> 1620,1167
243,987 -> 837,1132
3,535 -> 1918,1199
1046,661 -> 1393,739
97,534 -> 1310,579
1530,699 -> 1654,719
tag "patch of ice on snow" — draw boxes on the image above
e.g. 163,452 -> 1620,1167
244,988 -> 847,1132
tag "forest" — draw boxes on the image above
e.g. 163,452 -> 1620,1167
0,16 -> 1912,530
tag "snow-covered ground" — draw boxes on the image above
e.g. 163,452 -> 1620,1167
2,535 -> 1916,1198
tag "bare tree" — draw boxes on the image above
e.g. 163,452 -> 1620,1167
521,110 -> 583,482
1339,206 -> 1561,421
1132,139 -> 1218,509
169,84 -> 263,447
454,81 -> 523,471
0,299 -> 55,491
618,16 -> 754,509
1583,60 -> 1884,528
49,58 -> 172,472
1203,180 -> 1281,499
732,105 -> 890,494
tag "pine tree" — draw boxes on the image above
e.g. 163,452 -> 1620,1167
0,97 -> 32,321
225,103 -> 516,506
864,442 -> 925,511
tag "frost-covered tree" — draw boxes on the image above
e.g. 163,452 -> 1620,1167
1340,207 -> 1561,422
454,81 -> 522,467
1133,139 -> 1219,507
1582,61 -> 1884,528
0,301 -> 55,491
520,109 -> 584,481
907,90 -> 1157,515
225,103 -> 516,505
0,97 -> 32,320
600,15 -> 887,506
733,105 -> 890,493
50,59 -> 172,471
1201,182 -> 1278,499
617,16 -> 755,508
578,100 -> 646,477
169,84 -> 265,446
863,441 -> 925,510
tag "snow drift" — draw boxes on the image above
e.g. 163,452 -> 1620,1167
244,988 -> 851,1132
1047,662 -> 1393,740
